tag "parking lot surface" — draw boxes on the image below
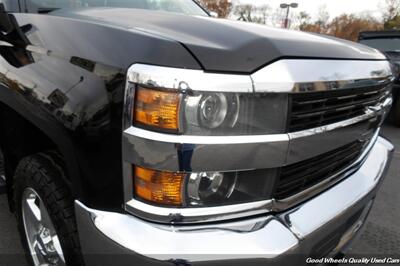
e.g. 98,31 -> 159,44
0,125 -> 398,265
345,125 -> 400,256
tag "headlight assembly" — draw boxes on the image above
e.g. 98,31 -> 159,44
133,165 -> 277,208
132,86 -> 287,135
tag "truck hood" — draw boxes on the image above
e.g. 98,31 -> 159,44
53,8 -> 386,73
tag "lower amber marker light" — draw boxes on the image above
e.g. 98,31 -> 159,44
134,166 -> 185,206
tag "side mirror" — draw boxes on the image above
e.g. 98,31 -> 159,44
209,11 -> 218,18
0,3 -> 15,34
0,5 -> 34,68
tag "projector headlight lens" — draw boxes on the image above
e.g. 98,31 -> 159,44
199,93 -> 228,129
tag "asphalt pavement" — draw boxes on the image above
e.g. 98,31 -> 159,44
0,125 -> 398,265
345,125 -> 400,256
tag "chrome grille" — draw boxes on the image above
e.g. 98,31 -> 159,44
273,140 -> 369,200
288,85 -> 389,132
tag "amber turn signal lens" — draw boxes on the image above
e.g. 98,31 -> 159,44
134,87 -> 180,131
134,166 -> 185,206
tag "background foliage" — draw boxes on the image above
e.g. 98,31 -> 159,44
199,0 -> 400,41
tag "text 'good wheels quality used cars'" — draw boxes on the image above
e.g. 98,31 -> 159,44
0,0 -> 395,265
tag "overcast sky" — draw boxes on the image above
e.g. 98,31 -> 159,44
236,0 -> 386,21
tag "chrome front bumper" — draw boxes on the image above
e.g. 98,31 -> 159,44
75,136 -> 393,266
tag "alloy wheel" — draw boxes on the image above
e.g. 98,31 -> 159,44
21,187 -> 65,266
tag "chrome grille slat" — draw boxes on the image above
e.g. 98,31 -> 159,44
288,85 -> 389,132
274,140 -> 368,200
292,94 -> 385,116
282,142 -> 361,178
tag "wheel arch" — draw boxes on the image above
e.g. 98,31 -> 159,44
0,92 -> 82,210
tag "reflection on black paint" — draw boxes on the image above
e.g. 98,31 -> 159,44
0,8 -> 129,210
0,6 -> 200,211
0,5 -> 33,67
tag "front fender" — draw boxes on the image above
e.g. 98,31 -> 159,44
0,11 -> 201,210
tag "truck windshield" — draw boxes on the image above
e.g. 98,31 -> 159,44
29,0 -> 208,16
359,38 -> 400,52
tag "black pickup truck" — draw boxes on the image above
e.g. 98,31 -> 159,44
359,30 -> 400,126
0,1 -> 394,266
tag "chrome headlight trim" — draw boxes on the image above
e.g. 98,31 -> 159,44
124,126 -> 288,144
127,60 -> 393,94
127,64 -> 254,93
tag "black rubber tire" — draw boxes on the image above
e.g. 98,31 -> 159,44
13,152 -> 84,266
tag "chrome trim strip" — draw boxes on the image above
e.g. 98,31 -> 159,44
125,198 -> 274,224
251,59 -> 393,93
124,126 -> 288,144
127,64 -> 253,92
288,111 -> 376,139
122,129 -> 289,171
124,131 -> 379,224
127,60 -> 392,93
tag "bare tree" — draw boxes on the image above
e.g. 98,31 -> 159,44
297,11 -> 311,30
233,4 -> 272,24
315,5 -> 330,31
300,13 -> 383,42
234,4 -> 254,22
256,4 -> 272,25
382,0 -> 400,29
264,7 -> 286,27
382,0 -> 400,21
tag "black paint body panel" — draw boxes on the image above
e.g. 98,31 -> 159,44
0,11 -> 200,210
